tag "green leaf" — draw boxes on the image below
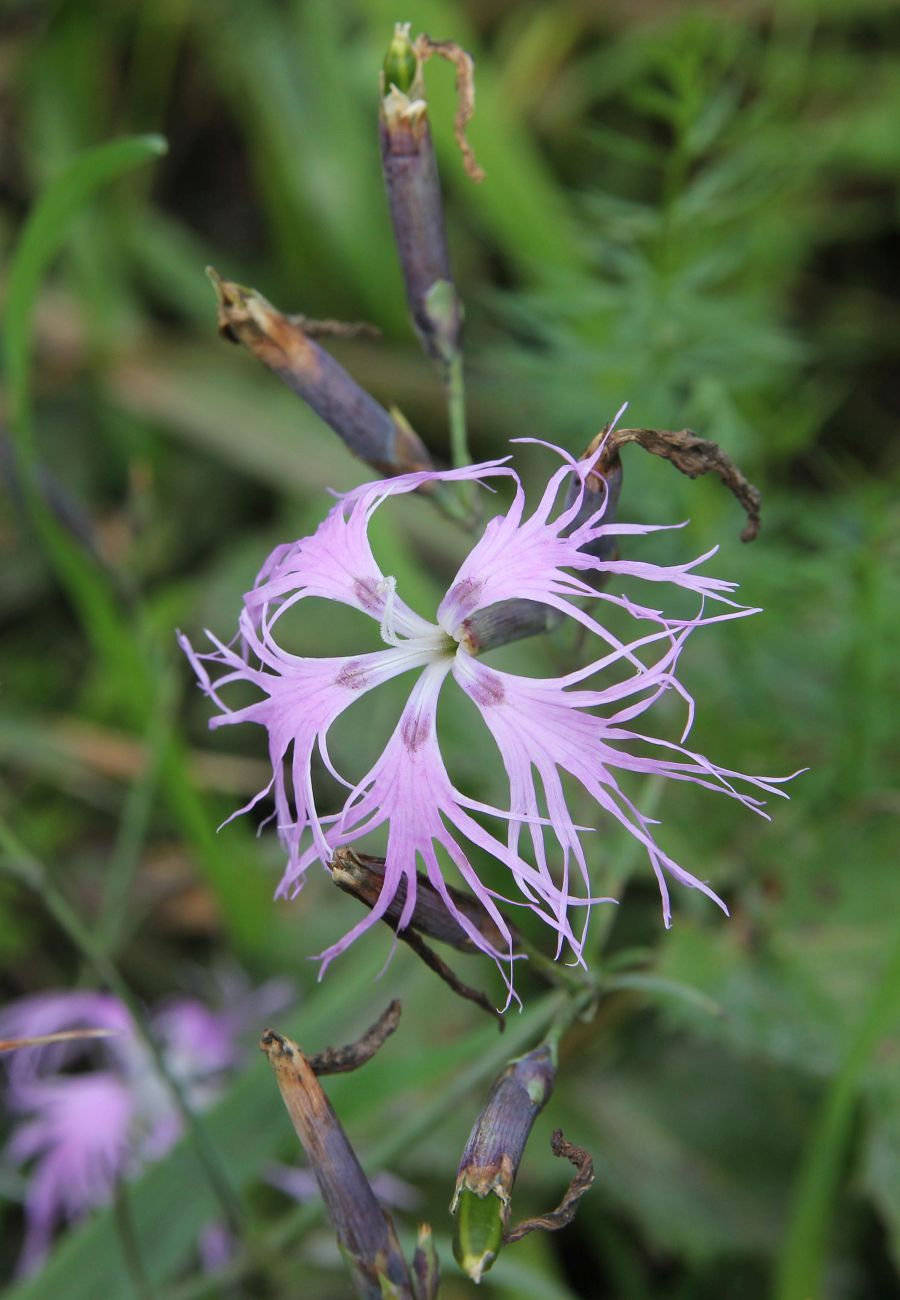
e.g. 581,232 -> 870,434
775,928 -> 900,1300
3,135 -> 166,670
569,1034 -> 810,1261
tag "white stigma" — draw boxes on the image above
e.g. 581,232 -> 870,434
378,574 -> 457,661
378,576 -> 402,647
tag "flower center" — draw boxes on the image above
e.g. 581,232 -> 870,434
376,574 -> 456,659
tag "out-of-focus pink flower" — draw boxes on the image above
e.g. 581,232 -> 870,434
0,977 -> 290,1274
8,1073 -> 133,1274
267,1161 -> 421,1213
181,441 -> 789,988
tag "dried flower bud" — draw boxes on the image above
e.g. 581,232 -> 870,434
207,269 -> 432,478
379,66 -> 461,366
451,1045 -> 555,1281
261,1028 -> 415,1299
330,848 -> 513,956
379,24 -> 483,370
411,1222 -> 440,1300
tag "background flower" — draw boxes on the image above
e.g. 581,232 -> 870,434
0,976 -> 290,1274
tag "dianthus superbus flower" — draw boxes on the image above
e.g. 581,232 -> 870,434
181,441 -> 788,989
0,979 -> 288,1273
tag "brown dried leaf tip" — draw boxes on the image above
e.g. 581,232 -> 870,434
285,313 -> 381,341
581,423 -> 762,542
306,999 -> 402,1076
504,1129 -> 595,1243
414,34 -> 485,182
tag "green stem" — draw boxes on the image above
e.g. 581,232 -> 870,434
446,350 -> 470,471
445,349 -> 479,525
0,820 -> 244,1236
114,1181 -> 158,1300
98,660 -> 175,956
541,986 -> 597,1065
516,931 -> 596,996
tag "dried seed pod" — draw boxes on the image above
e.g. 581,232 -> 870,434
208,269 -> 432,478
330,848 -> 513,955
261,1027 -> 415,1299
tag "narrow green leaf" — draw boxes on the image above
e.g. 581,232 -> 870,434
775,927 -> 900,1300
5,134 -> 166,456
3,137 -> 166,674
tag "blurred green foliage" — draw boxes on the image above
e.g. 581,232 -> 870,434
1,1 -> 898,1297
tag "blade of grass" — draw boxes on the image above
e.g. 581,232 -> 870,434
4,134 -> 166,675
774,924 -> 900,1300
97,661 -> 177,956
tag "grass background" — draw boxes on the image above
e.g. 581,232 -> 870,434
1,1 -> 898,1296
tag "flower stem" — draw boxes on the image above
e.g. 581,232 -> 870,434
0,819 -> 245,1236
516,932 -> 596,996
540,986 -> 597,1066
445,349 -> 478,523
114,1181 -> 158,1300
446,350 -> 470,470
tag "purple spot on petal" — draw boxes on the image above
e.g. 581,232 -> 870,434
353,578 -> 383,612
336,661 -> 369,690
469,669 -> 505,707
402,710 -> 430,753
446,576 -> 484,614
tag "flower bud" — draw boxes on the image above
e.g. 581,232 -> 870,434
378,23 -> 485,370
383,21 -> 418,95
451,1045 -> 555,1281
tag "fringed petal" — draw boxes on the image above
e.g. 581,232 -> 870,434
180,622 -> 437,877
451,647 -> 781,928
438,444 -> 745,635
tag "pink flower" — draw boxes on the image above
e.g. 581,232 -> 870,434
1,978 -> 289,1274
181,441 -> 788,989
